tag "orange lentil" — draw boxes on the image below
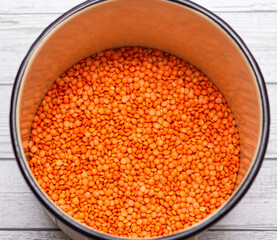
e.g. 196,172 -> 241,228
72,197 -> 79,205
28,47 -> 240,238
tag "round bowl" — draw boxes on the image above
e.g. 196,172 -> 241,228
10,0 -> 270,239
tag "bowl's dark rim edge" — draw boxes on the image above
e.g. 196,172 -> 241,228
9,0 -> 270,239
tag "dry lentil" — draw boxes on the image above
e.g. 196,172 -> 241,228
28,47 -> 240,238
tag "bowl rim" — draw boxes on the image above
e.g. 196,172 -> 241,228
10,0 -> 270,239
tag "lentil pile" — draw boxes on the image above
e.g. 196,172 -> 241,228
28,47 -> 240,238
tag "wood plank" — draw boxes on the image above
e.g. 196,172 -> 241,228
1,83 -> 277,158
0,231 -> 70,240
0,85 -> 13,158
0,160 -> 276,229
0,193 -> 56,229
198,0 -> 277,12
1,0 -> 277,14
0,161 -> 31,193
199,231 -> 277,240
1,0 -> 83,14
0,12 -> 277,84
0,230 -> 276,240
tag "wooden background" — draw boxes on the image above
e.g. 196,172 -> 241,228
1,0 -> 277,239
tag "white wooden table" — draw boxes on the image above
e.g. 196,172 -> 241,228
1,0 -> 277,239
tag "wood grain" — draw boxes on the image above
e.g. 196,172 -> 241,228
0,231 -> 70,240
0,160 -> 276,230
199,231 -> 277,240
0,12 -> 277,84
1,0 -> 277,14
2,83 -> 277,159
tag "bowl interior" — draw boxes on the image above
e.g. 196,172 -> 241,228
14,0 -> 263,238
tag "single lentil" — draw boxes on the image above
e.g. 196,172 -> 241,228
28,47 -> 240,238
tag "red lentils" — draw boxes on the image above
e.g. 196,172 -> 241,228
28,47 -> 240,238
